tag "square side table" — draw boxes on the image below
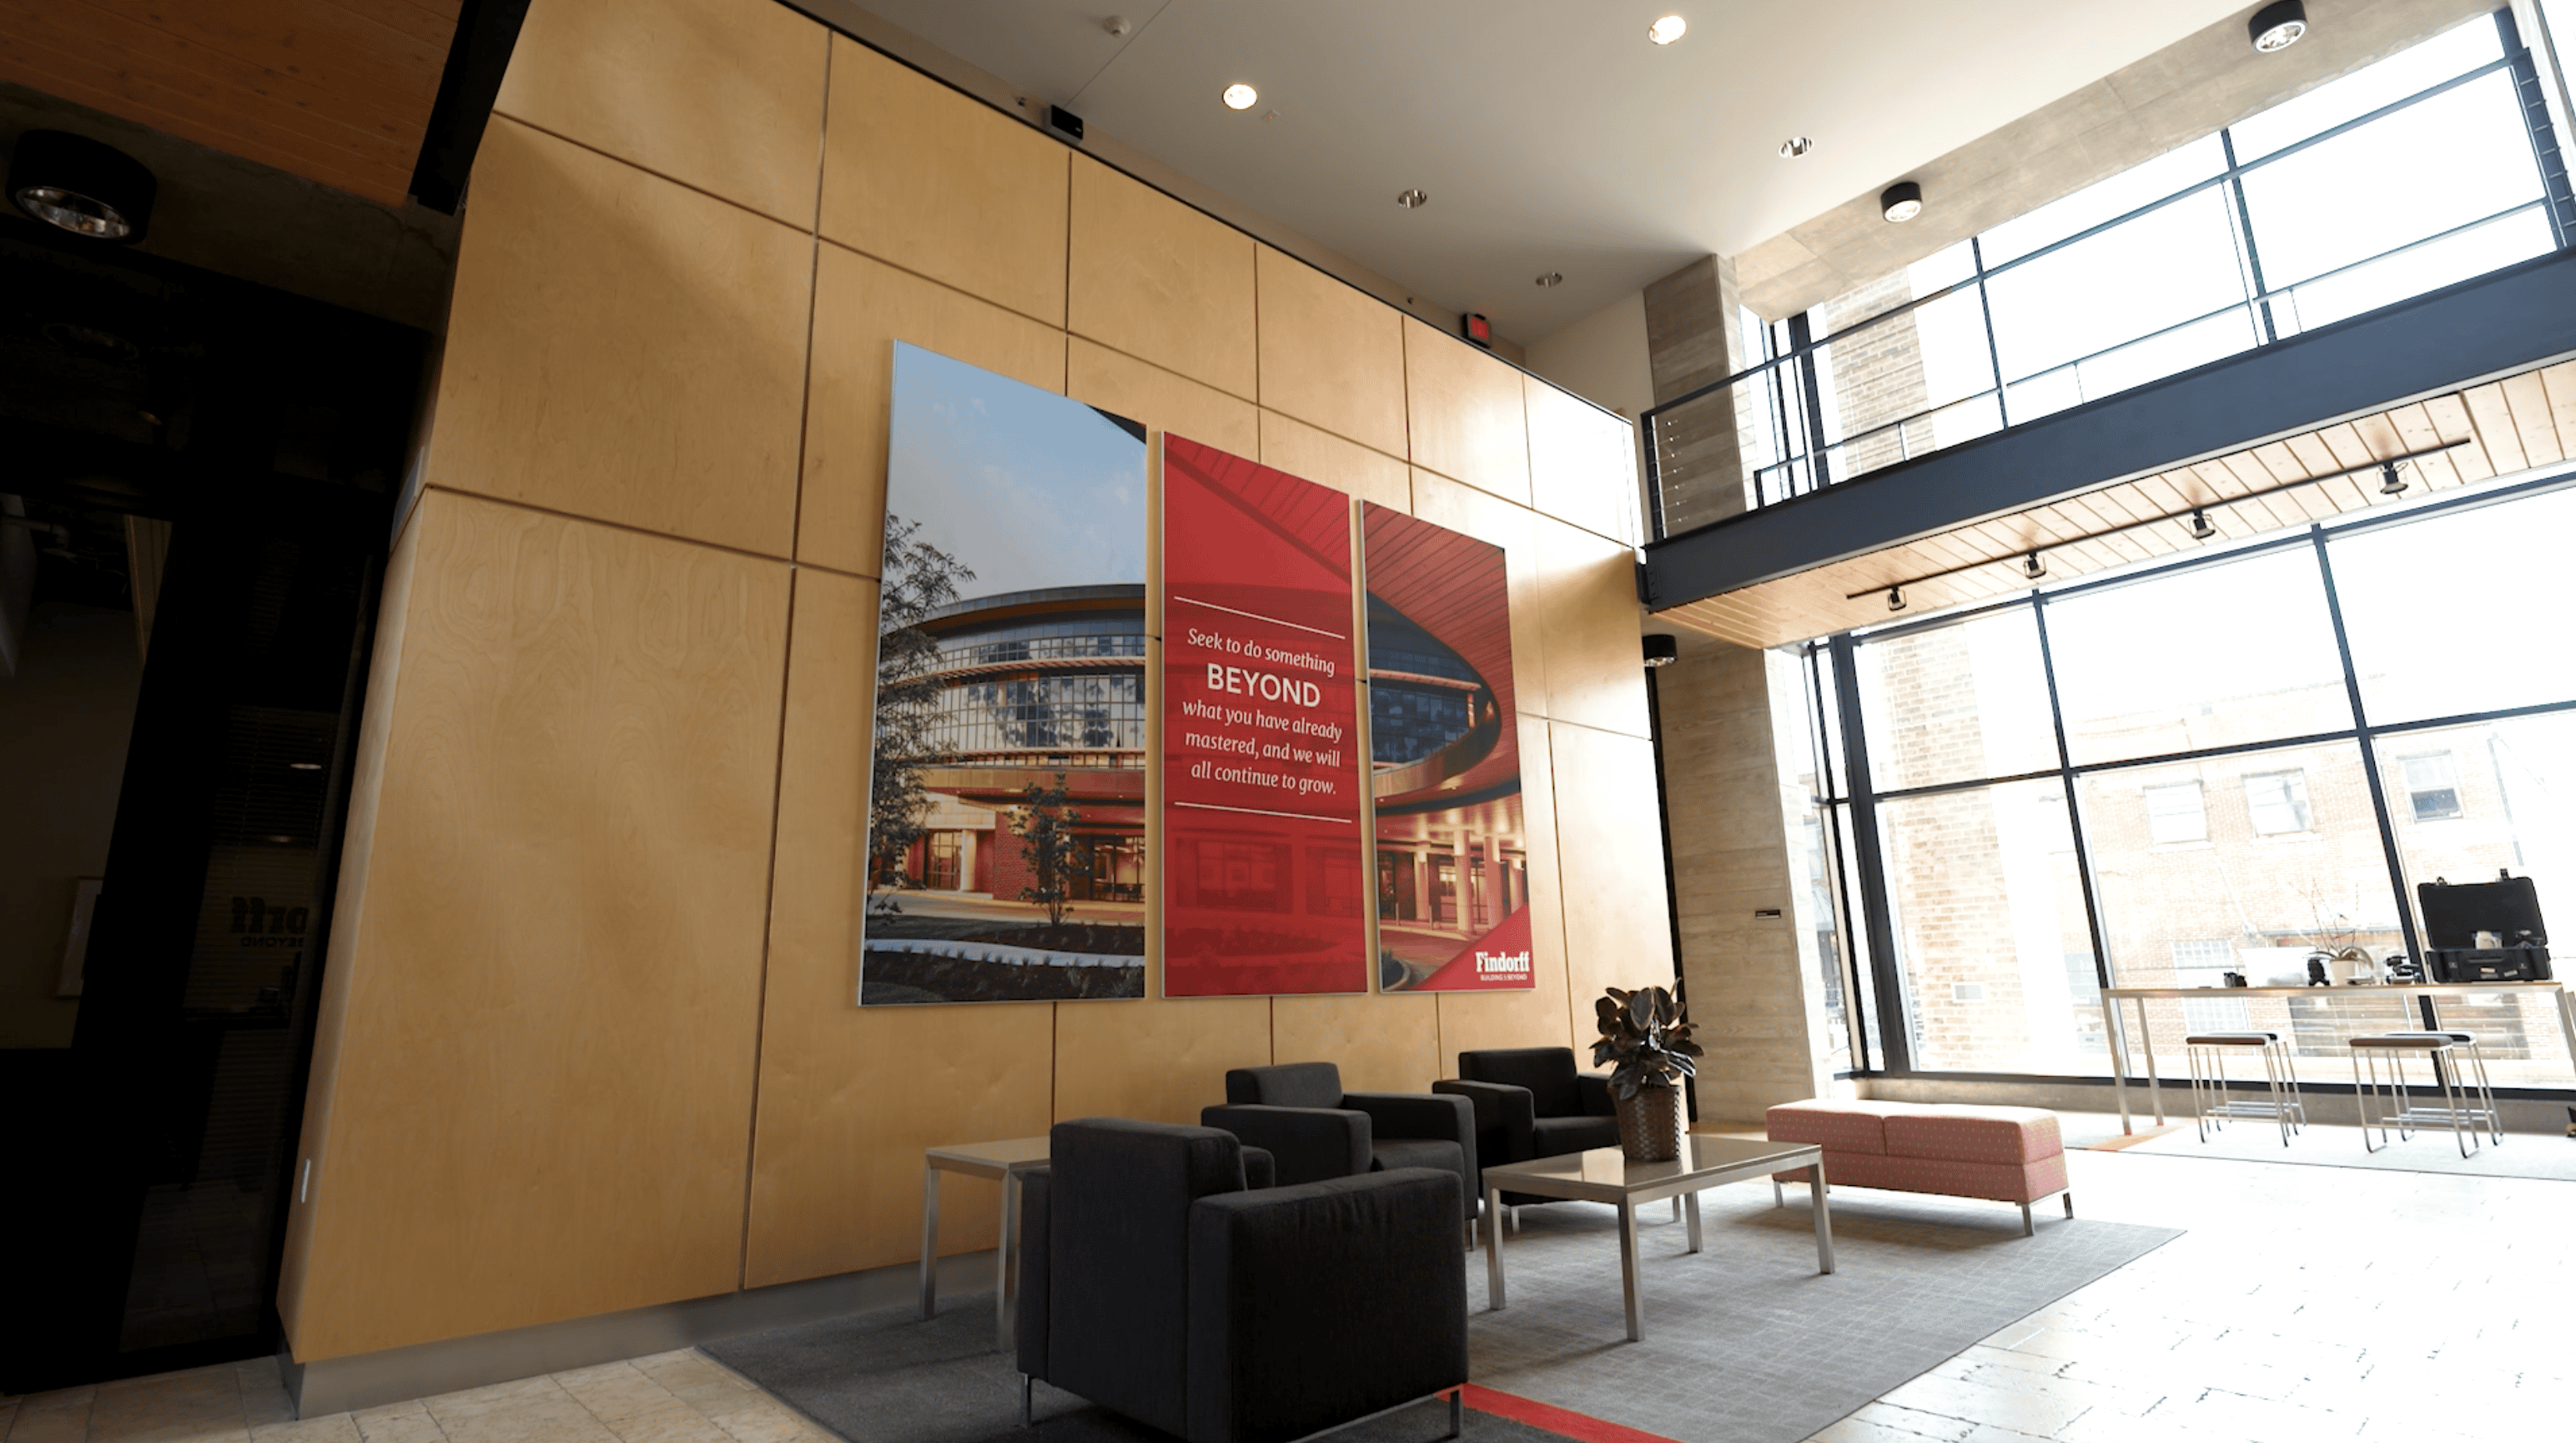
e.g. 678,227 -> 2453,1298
919,1136 -> 1051,1352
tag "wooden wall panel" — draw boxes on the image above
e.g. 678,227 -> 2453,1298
1069,157 -> 1258,402
1408,470 -> 1548,720
1524,375 -> 1640,547
821,37 -> 1068,326
1546,722 -> 1676,1025
1069,338 -> 1260,460
285,490 -> 790,1360
496,0 -> 829,229
1259,410 -> 1411,513
1053,996 -> 1273,1125
742,569 -> 1055,1285
1531,512 -> 1650,740
1404,317 -> 1532,506
0,0 -> 455,205
1271,995 -> 1441,1094
798,244 -> 1067,577
1434,714 -> 1575,1067
1255,247 -> 1407,457
434,118 -> 811,557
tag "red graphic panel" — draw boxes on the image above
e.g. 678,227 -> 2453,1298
1361,502 -> 1532,992
1162,435 -> 1368,997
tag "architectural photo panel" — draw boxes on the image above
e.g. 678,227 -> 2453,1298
861,343 -> 1150,1004
1161,435 -> 1369,997
1360,503 -> 1534,992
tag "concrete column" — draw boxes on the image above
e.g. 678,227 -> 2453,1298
1641,255 -> 1755,532
1653,631 -> 1836,1121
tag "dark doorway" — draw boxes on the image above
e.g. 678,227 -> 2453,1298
0,211 -> 422,1392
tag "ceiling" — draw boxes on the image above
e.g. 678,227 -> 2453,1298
1651,359 -> 2576,649
853,0 -> 2251,342
0,0 -> 461,208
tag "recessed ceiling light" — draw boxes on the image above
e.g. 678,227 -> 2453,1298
289,762 -> 325,771
1779,136 -> 1815,159
1881,181 -> 1923,223
8,130 -> 155,242
1535,271 -> 1562,287
1222,83 -> 1258,110
1648,15 -> 1688,45
1396,188 -> 1428,209
2248,0 -> 2306,53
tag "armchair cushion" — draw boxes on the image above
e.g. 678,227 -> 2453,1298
1185,1169 -> 1467,1443
1576,1072 -> 1616,1117
1225,1062 -> 1345,1109
1458,1046 -> 1582,1118
1198,1104 -> 1369,1187
1040,1119 -> 1247,1436
1432,1077 -> 1532,1180
1530,1114 -> 1620,1156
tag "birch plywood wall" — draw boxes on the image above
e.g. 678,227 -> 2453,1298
279,0 -> 1669,1362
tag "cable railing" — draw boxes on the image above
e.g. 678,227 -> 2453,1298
1646,19 -> 2574,541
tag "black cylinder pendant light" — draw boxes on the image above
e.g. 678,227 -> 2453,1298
8,130 -> 156,243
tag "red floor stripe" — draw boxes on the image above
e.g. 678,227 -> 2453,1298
1454,1385 -> 1686,1443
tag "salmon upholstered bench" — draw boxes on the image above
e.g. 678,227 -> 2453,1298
1764,1099 -> 2071,1236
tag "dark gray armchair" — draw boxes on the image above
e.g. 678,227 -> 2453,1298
1434,1047 -> 1619,1204
1198,1061 -> 1477,1220
1016,1118 -> 1465,1443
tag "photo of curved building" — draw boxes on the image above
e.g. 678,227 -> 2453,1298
861,344 -> 1150,1003
1361,503 -> 1533,991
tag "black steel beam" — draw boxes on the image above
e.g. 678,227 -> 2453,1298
1641,247 -> 2576,610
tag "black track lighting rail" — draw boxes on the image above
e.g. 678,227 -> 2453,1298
1844,433 -> 2472,601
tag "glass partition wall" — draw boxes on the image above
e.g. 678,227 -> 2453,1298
1799,476 -> 2576,1093
1648,8 -> 2575,535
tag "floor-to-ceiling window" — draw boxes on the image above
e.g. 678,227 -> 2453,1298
1802,476 -> 2576,1089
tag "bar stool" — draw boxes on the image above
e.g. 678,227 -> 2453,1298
2374,1030 -> 2503,1146
2182,1031 -> 2304,1144
2348,1033 -> 2478,1157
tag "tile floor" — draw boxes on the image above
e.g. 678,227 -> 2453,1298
0,1350 -> 836,1443
6,1139 -> 2570,1443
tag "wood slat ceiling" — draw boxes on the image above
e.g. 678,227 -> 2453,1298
0,0 -> 461,207
1655,359 -> 2576,650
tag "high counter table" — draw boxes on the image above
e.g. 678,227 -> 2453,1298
2102,981 -> 2575,1134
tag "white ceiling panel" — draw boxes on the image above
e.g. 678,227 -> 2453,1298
853,1 -> 2251,340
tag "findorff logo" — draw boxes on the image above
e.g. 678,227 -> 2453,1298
1474,950 -> 1532,975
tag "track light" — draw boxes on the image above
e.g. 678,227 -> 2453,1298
2187,509 -> 2216,540
1886,586 -> 1907,612
2379,460 -> 2409,495
1881,181 -> 1923,224
2021,551 -> 2047,580
2249,1 -> 2307,53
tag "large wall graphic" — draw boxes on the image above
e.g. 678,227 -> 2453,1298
1361,503 -> 1533,992
860,343 -> 1151,1004
1161,435 -> 1369,996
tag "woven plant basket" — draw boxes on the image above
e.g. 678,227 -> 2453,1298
1614,1084 -> 1685,1164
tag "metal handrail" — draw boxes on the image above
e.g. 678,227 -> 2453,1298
1644,43 -> 2552,537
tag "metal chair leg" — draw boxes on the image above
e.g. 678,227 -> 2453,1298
1446,1389 -> 1462,1440
2062,1190 -> 2075,1218
1019,1375 -> 1032,1428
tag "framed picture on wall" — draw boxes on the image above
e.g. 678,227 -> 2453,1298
860,343 -> 1152,1005
58,877 -> 101,997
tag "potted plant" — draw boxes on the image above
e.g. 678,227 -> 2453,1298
1592,983 -> 1702,1164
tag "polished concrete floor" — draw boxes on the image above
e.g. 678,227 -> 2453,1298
5,1140 -> 2568,1443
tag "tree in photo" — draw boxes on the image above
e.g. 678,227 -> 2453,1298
1009,772 -> 1089,928
868,514 -> 974,916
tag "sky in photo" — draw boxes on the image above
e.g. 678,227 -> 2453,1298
887,342 -> 1146,596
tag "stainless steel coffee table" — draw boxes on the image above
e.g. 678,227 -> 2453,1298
1481,1134 -> 1834,1341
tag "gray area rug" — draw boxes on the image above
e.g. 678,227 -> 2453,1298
710,1185 -> 2177,1443
2105,1119 -> 2576,1179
